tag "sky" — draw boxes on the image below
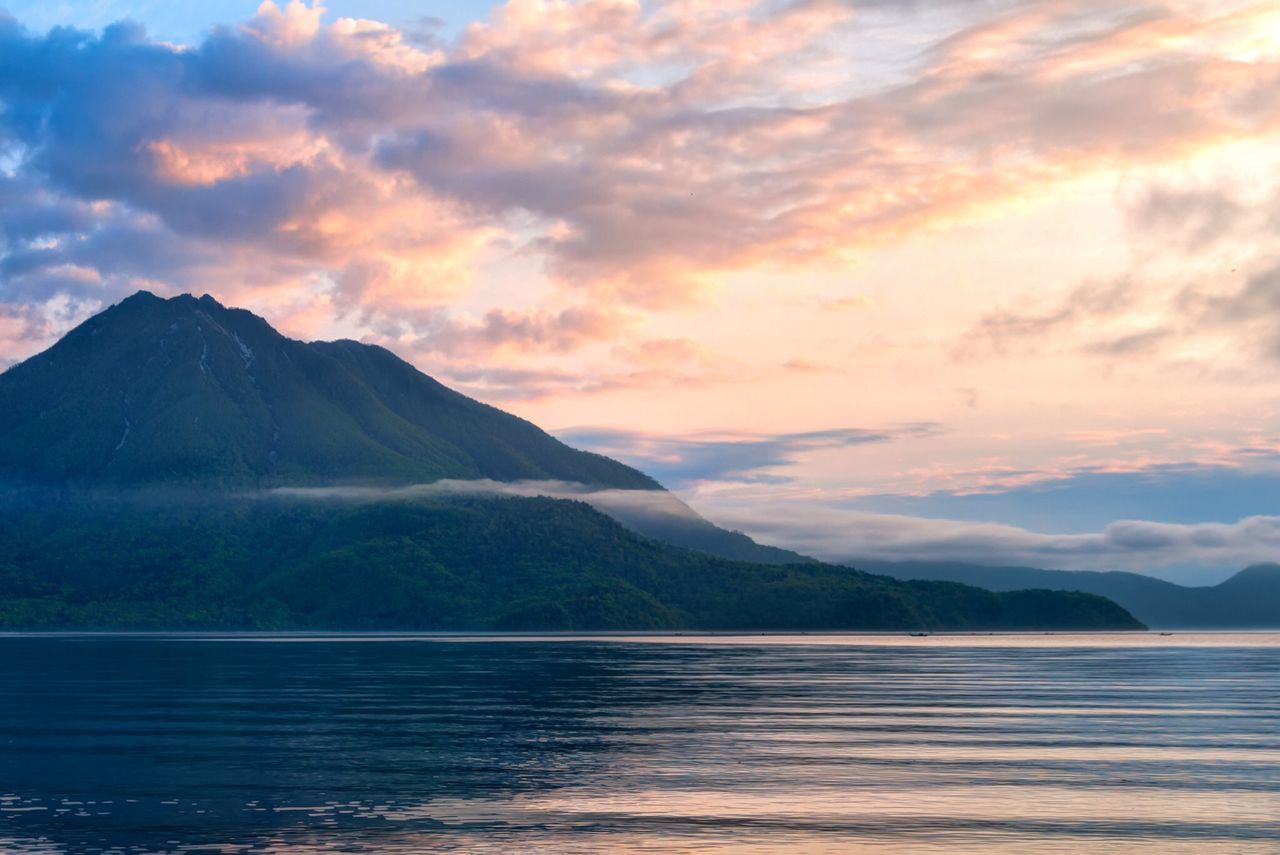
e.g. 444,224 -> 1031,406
2,0 -> 1280,582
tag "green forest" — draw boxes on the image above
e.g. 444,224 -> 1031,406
0,494 -> 1144,632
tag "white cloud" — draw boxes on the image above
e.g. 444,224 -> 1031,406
703,500 -> 1280,574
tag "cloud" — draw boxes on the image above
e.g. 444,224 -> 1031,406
429,364 -> 628,400
613,337 -> 707,366
705,501 -> 1280,574
1126,183 -> 1249,247
559,424 -> 938,487
384,304 -> 630,357
957,144 -> 1280,370
266,477 -> 629,502
255,464 -> 1280,576
432,358 -> 746,401
1170,265 -> 1280,363
1190,265 -> 1280,325
781,358 -> 843,374
959,278 -> 1138,357
263,476 -> 712,530
842,460 -> 1280,531
963,261 -> 1280,369
0,6 -> 480,331
422,335 -> 785,400
0,0 -> 1276,371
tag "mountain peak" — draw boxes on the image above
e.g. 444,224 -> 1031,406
1219,563 -> 1280,589
108,289 -> 236,309
109,290 -> 238,317
119,289 -> 163,305
0,293 -> 660,491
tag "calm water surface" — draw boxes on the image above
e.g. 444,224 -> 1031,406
1,633 -> 1278,853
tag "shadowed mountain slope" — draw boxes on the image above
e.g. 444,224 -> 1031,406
0,292 -> 657,490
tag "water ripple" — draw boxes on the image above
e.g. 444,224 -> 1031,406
1,633 -> 1277,853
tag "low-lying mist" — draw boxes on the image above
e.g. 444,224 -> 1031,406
0,479 -> 805,567
262,479 -> 707,524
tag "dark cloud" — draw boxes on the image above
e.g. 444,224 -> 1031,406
958,279 -> 1136,357
960,260 -> 1280,367
1127,184 -> 1247,247
1190,266 -> 1280,326
1081,327 -> 1172,357
1162,266 -> 1280,364
0,175 -> 99,247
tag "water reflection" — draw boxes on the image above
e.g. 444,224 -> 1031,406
1,635 -> 1278,853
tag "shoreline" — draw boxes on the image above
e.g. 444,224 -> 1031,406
2,629 -> 1277,647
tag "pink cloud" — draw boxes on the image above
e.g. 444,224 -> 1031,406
1,0 -> 1278,381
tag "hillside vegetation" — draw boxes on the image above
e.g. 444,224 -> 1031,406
0,292 -> 655,489
0,495 -> 1144,632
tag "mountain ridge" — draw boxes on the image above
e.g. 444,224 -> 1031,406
0,493 -> 1144,632
0,291 -> 1147,632
0,291 -> 658,490
860,559 -> 1280,629
0,290 -> 805,564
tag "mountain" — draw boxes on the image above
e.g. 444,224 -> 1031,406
0,290 -> 817,567
0,494 -> 1143,632
860,560 -> 1280,629
0,291 -> 656,489
579,488 -> 813,565
0,291 -> 1145,631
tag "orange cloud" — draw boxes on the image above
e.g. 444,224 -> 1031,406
4,0 -> 1280,374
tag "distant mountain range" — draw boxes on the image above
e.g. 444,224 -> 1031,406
0,292 -> 1142,632
861,560 -> 1280,629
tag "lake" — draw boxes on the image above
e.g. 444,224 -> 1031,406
2,633 -> 1278,853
